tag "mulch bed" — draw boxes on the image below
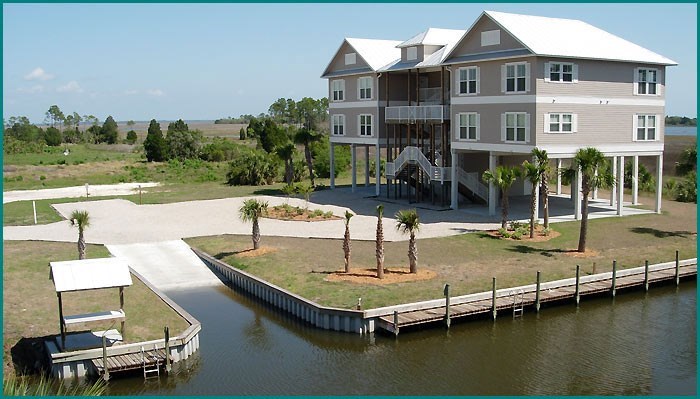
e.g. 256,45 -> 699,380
325,267 -> 437,285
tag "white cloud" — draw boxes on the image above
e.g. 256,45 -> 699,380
124,89 -> 139,95
24,67 -> 54,81
146,89 -> 165,97
56,81 -> 83,93
16,85 -> 44,94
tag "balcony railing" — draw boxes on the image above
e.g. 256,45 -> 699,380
385,105 -> 449,123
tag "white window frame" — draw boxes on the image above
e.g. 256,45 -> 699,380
544,62 -> 578,83
345,52 -> 356,65
544,113 -> 577,133
501,112 -> 530,143
331,80 -> 345,102
358,76 -> 373,100
634,68 -> 659,96
502,62 -> 530,94
457,112 -> 480,141
457,66 -> 480,96
331,114 -> 345,136
358,114 -> 373,137
633,114 -> 659,141
406,46 -> 418,61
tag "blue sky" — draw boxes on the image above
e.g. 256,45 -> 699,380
3,2 -> 697,123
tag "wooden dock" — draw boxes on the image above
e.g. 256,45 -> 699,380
377,260 -> 696,335
91,348 -> 166,377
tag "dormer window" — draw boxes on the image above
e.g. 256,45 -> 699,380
407,47 -> 418,61
345,53 -> 356,65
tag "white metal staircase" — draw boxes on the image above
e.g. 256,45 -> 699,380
386,146 -> 489,202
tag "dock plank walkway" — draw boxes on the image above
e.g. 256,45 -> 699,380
92,348 -> 166,375
378,263 -> 696,334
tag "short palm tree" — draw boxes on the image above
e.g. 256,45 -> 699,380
294,128 -> 321,187
276,142 -> 296,185
343,211 -> 353,273
482,165 -> 522,229
239,199 -> 268,250
395,209 -> 420,274
70,210 -> 90,260
562,148 -> 615,252
522,160 -> 542,238
532,148 -> 551,228
375,204 -> 385,279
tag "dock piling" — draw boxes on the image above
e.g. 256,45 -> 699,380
575,265 -> 580,305
535,271 -> 541,312
102,335 -> 110,381
393,310 -> 399,337
164,326 -> 171,373
444,284 -> 451,328
611,260 -> 617,297
675,251 -> 680,286
491,277 -> 497,320
644,260 -> 649,291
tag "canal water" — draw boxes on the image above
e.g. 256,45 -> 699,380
104,280 -> 696,395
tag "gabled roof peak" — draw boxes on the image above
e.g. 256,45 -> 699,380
397,27 -> 466,48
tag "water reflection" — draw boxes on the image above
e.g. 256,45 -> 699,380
104,281 -> 696,395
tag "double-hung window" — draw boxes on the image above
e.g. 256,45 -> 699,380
458,67 -> 479,95
502,112 -> 529,143
331,80 -> 345,101
332,114 -> 345,136
546,62 -> 576,83
458,113 -> 479,140
358,77 -> 373,100
545,113 -> 576,133
359,114 -> 373,136
636,68 -> 658,95
634,115 -> 657,141
503,62 -> 529,93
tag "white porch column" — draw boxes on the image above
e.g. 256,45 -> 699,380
632,155 -> 639,205
488,152 -> 497,216
450,149 -> 458,210
351,144 -> 357,192
610,157 -> 617,206
655,154 -> 663,213
574,166 -> 582,220
329,143 -> 335,189
556,158 -> 562,195
617,155 -> 625,216
375,144 -> 381,196
592,167 -> 599,200
365,145 -> 370,187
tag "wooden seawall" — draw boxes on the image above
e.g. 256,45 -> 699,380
374,257 -> 696,335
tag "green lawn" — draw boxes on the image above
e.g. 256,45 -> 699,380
3,143 -> 140,166
2,241 -> 190,375
186,198 -> 696,309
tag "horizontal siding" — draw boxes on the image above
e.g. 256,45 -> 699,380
535,59 -> 666,98
452,103 -> 536,145
534,103 -> 665,146
329,108 -> 379,140
329,73 -> 378,103
451,57 -> 536,97
449,16 -> 524,56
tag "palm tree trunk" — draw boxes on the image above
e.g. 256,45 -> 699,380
304,143 -> 315,187
285,158 -> 293,185
578,183 -> 590,253
78,230 -> 86,260
530,184 -> 536,238
408,232 -> 417,273
376,219 -> 384,279
501,189 -> 509,229
541,175 -> 549,228
252,219 -> 260,250
343,225 -> 351,273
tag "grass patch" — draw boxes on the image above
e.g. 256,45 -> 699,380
186,199 -> 696,309
2,241 -> 190,375
3,143 -> 140,167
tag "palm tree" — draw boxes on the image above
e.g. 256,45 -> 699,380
343,211 -> 354,273
522,160 -> 542,238
395,209 -> 420,274
562,148 -> 615,252
375,204 -> 385,279
70,210 -> 90,260
239,199 -> 269,250
276,142 -> 296,185
294,128 -> 321,187
532,148 -> 551,229
482,165 -> 522,229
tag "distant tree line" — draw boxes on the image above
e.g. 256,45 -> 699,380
215,96 -> 329,129
665,115 -> 697,127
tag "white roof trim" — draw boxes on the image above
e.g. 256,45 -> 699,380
51,257 -> 133,293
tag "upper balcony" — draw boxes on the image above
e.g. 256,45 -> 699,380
385,105 -> 449,124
